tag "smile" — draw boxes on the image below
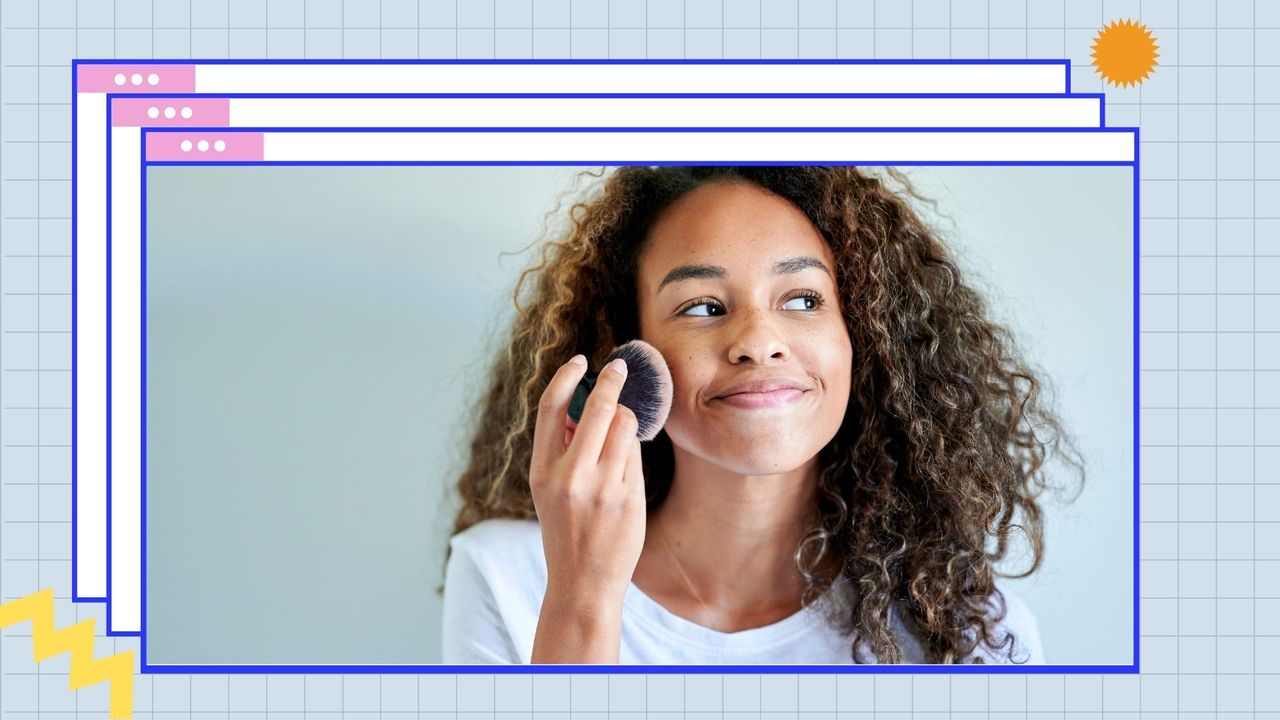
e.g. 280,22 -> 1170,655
715,388 -> 807,409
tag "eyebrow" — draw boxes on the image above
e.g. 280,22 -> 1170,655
656,255 -> 833,293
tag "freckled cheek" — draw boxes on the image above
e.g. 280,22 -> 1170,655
826,347 -> 856,400
669,368 -> 704,409
660,356 -> 712,413
802,337 -> 853,395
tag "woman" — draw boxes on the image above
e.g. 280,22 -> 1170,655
441,166 -> 1082,664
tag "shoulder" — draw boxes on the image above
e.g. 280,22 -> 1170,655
970,582 -> 1045,664
450,517 -> 543,551
870,576 -> 1039,661
448,517 -> 545,575
441,518 -> 545,664
445,515 -> 545,589
889,580 -> 1045,664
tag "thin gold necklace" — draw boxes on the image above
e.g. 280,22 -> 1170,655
657,528 -> 721,631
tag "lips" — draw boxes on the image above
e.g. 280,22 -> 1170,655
714,378 -> 810,398
716,388 -> 806,409
712,377 -> 811,410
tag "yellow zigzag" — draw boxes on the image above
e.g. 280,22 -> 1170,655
0,588 -> 134,719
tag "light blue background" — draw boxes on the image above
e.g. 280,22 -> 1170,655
1,0 -> 1277,715
139,165 -> 1132,667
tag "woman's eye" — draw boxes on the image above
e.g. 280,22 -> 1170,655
783,293 -> 822,311
681,299 -> 724,317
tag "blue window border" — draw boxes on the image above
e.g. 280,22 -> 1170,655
124,123 -> 1139,675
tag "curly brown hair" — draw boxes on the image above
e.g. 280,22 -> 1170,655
447,165 -> 1084,664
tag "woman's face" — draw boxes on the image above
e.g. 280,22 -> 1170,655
636,180 -> 854,476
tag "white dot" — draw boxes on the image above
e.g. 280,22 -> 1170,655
180,106 -> 193,119
163,107 -> 176,119
114,73 -> 126,85
147,73 -> 160,86
130,73 -> 143,85
214,140 -> 226,152
146,107 -> 159,119
180,140 -> 193,152
197,140 -> 209,152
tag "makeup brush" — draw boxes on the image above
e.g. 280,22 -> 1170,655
567,340 -> 673,442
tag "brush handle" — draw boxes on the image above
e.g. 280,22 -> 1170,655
567,372 -> 598,424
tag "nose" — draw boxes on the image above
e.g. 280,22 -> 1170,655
726,305 -> 790,364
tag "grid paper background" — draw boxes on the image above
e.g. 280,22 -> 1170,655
0,0 -> 1276,717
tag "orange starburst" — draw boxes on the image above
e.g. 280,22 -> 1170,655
1090,18 -> 1160,88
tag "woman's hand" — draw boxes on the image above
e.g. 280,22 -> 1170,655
531,354 -> 647,607
527,354 -> 647,663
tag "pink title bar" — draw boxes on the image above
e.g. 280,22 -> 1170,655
146,132 -> 264,162
112,98 -> 230,127
77,64 -> 196,93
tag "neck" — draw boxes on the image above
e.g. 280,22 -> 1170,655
641,446 -> 825,613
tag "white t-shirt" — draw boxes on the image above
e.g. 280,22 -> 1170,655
441,517 -> 1045,665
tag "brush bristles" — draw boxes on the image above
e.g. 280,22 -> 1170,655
605,340 -> 673,442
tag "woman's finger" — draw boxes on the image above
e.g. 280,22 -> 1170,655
563,417 -> 578,450
598,405 -> 638,475
567,357 -> 628,464
533,355 -> 589,464
624,428 -> 644,495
